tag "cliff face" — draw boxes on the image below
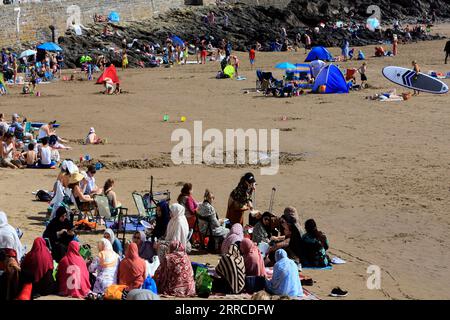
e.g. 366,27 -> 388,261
56,1 -> 448,68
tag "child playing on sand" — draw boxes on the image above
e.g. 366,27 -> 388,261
249,46 -> 256,70
122,52 -> 128,70
22,143 -> 38,168
412,60 -> 420,96
357,62 -> 368,88
232,55 -> 240,77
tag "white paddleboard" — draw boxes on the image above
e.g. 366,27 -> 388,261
382,66 -> 448,94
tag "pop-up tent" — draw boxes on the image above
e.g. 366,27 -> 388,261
108,11 -> 120,23
312,64 -> 349,94
96,65 -> 120,84
305,46 -> 333,62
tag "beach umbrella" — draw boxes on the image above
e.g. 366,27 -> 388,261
275,62 -> 297,70
19,49 -> 37,59
37,42 -> 63,52
171,36 -> 184,47
224,65 -> 236,78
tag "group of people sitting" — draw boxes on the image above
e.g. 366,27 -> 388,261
0,114 -> 71,169
0,171 -> 330,300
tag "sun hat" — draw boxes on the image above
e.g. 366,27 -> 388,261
68,172 -> 84,184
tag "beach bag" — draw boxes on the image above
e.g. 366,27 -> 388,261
79,244 -> 92,261
195,266 -> 213,297
142,276 -> 158,294
244,276 -> 266,294
104,284 -> 127,300
36,190 -> 52,202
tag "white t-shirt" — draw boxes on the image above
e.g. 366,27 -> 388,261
38,126 -> 48,140
84,175 -> 96,194
40,146 -> 52,165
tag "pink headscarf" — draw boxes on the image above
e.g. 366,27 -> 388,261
57,241 -> 91,298
221,223 -> 244,254
240,238 -> 267,277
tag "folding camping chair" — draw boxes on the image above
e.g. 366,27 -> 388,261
132,192 -> 157,224
196,214 -> 222,252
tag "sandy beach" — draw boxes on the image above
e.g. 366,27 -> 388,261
1,25 -> 449,300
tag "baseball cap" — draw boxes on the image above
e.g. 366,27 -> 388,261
244,172 -> 256,184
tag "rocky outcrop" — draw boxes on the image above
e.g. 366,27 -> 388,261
56,1 -> 448,68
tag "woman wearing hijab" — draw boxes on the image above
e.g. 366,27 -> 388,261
118,243 -> 146,290
20,237 -> 56,297
221,223 -> 244,255
103,228 -> 123,257
0,211 -> 24,262
215,244 -> 246,294
301,219 -> 330,268
155,240 -> 195,297
240,239 -> 266,277
152,200 -> 170,240
57,241 -> 91,299
266,249 -> 303,297
0,248 -> 21,300
132,231 -> 155,263
165,203 -> 189,248
42,206 -> 75,262
89,238 -> 120,294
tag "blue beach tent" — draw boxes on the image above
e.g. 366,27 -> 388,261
312,64 -> 349,94
305,46 -> 333,62
108,11 -> 120,23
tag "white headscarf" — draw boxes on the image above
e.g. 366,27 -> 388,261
98,238 -> 119,268
165,203 -> 189,248
0,211 -> 24,261
104,228 -> 116,244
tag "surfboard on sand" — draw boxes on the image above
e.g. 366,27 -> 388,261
382,66 -> 449,94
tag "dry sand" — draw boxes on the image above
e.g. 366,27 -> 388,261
1,25 -> 450,300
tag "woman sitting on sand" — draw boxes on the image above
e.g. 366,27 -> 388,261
240,238 -> 267,277
300,219 -> 330,268
88,238 -> 120,295
132,231 -> 155,263
197,189 -> 230,248
268,207 -> 303,264
214,244 -> 246,294
154,240 -> 196,297
151,200 -> 171,241
221,223 -> 244,255
103,179 -> 122,216
118,243 -> 146,291
0,211 -> 25,261
20,237 -> 57,298
104,228 -> 123,257
85,127 -> 104,145
156,203 -> 190,262
42,206 -> 76,262
0,247 -> 21,300
252,212 -> 277,245
57,241 -> 91,299
265,249 -> 303,297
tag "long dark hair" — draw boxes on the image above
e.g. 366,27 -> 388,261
103,179 -> 114,193
305,219 -> 326,246
177,183 -> 192,203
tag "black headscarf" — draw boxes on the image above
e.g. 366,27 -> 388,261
43,206 -> 74,247
153,200 -> 171,240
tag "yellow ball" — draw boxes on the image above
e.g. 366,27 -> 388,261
181,116 -> 186,122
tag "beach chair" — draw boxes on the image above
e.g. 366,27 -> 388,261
132,192 -> 156,223
93,194 -> 113,221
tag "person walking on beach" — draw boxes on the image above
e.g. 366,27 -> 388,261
304,33 -> 311,54
412,60 -> 421,96
444,40 -> 450,64
357,62 -> 368,88
249,46 -> 256,70
392,34 -> 398,56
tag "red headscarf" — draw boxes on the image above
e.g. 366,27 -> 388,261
118,242 -> 146,290
21,238 -> 54,283
240,238 -> 267,277
155,240 -> 195,297
57,241 -> 91,298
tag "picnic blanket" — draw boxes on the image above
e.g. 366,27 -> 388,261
105,218 -> 145,232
